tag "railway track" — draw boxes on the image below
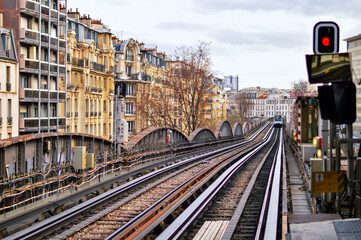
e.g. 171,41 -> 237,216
154,127 -> 283,240
5,124 -> 271,239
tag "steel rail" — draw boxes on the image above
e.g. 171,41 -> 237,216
5,123 -> 271,240
105,124 -> 274,240
221,128 -> 280,240
254,129 -> 282,240
155,127 -> 276,240
263,128 -> 283,240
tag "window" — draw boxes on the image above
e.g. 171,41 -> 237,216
126,66 -> 132,76
103,100 -> 106,112
104,77 -> 106,89
126,84 -> 133,96
126,49 -> 133,61
103,123 -> 106,135
125,102 -> 134,115
128,121 -> 134,133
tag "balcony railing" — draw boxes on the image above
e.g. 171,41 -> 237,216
50,37 -> 57,48
107,66 -> 115,74
41,63 -> 49,72
20,58 -> 39,72
72,57 -> 84,67
20,29 -> 39,45
20,0 -> 40,15
59,92 -> 65,101
59,66 -> 66,76
90,62 -> 106,72
40,90 -> 49,99
8,117 -> 13,125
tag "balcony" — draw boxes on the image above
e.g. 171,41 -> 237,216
71,57 -> 84,68
59,92 -> 66,102
40,90 -> 48,100
59,13 -> 66,25
20,88 -> 39,101
20,58 -> 39,73
41,62 -> 49,73
50,9 -> 57,22
20,0 -> 40,16
6,83 -> 11,91
50,37 -> 57,49
20,28 -> 39,45
41,6 -> 49,20
41,34 -> 49,47
59,66 -> 66,76
90,62 -> 106,72
50,64 -> 57,75
8,117 -> 13,125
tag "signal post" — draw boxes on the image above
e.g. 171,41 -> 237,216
306,21 -> 358,215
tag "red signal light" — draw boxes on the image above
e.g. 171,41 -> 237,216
322,37 -> 330,46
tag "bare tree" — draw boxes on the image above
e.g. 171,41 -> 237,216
169,42 -> 213,135
138,42 -> 214,136
292,79 -> 309,94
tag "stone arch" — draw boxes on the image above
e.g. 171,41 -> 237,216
232,123 -> 243,137
188,128 -> 216,143
214,120 -> 233,139
243,122 -> 251,134
124,127 -> 189,151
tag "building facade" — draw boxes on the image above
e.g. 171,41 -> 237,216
0,27 -> 19,139
224,75 -> 239,91
0,0 -> 67,134
66,10 -> 115,140
345,34 -> 361,131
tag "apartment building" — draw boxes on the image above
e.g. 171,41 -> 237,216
66,9 -> 115,140
113,39 -> 168,140
345,34 -> 361,131
204,78 -> 227,130
0,27 -> 19,139
0,0 -> 67,134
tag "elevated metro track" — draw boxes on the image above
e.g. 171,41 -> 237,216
0,122 -> 266,238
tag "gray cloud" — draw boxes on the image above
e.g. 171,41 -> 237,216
157,21 -> 206,32
195,0 -> 361,17
211,29 -> 308,50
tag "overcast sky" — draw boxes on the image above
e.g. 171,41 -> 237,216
67,0 -> 361,89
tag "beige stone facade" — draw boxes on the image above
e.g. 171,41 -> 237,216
66,11 -> 115,140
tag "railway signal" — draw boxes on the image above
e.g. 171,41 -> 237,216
313,21 -> 339,54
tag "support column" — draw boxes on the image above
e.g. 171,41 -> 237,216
17,142 -> 26,175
